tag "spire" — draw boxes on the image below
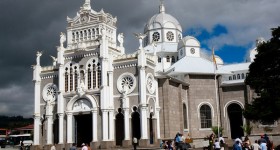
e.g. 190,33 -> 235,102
83,0 -> 91,10
159,0 -> 165,13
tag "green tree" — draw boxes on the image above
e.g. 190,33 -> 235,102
244,26 -> 280,123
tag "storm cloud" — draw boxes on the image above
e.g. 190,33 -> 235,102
0,0 -> 279,117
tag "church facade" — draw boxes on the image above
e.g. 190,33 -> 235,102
32,0 -> 280,149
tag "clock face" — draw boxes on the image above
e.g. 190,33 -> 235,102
190,48 -> 195,54
81,16 -> 88,23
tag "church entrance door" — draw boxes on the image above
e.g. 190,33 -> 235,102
74,114 -> 92,146
115,109 -> 125,146
149,113 -> 154,144
228,103 -> 244,139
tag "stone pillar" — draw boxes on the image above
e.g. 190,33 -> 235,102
108,109 -> 114,140
46,115 -> 53,145
92,109 -> 98,142
123,107 -> 130,140
58,113 -> 64,144
67,112 -> 73,143
33,115 -> 41,145
102,110 -> 109,141
155,107 -> 161,139
140,106 -> 148,139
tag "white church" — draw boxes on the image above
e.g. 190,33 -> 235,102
32,0 -> 280,149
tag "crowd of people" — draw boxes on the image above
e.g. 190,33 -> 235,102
160,132 -> 192,150
232,134 -> 274,150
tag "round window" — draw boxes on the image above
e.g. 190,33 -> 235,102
152,32 -> 160,42
166,31 -> 174,41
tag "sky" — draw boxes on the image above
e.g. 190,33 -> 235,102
0,0 -> 279,118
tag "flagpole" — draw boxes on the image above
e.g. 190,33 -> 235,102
212,47 -> 220,138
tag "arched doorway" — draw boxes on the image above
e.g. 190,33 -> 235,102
228,103 -> 244,139
115,108 -> 125,146
131,106 -> 141,140
74,114 -> 92,146
149,113 -> 154,144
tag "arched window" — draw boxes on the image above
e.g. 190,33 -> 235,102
88,64 -> 92,89
166,56 -> 170,62
200,104 -> 212,128
65,68 -> 69,92
72,32 -> 75,42
158,57 -> 161,63
70,66 -> 73,91
183,104 -> 188,129
97,63 -> 101,88
229,76 -> 232,80
241,73 -> 245,79
233,75 -> 236,80
74,68 -> 78,91
237,74 -> 240,79
171,56 -> 175,63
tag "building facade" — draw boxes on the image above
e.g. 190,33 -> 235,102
32,0 -> 280,149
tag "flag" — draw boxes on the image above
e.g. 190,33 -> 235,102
212,47 -> 218,70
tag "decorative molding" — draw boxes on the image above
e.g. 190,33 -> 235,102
114,63 -> 137,69
65,52 -> 99,60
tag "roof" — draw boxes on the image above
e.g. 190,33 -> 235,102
165,56 -> 232,75
15,124 -> 34,131
219,63 -> 251,72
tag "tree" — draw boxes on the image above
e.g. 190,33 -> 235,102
244,26 -> 280,123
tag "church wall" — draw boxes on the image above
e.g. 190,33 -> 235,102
158,78 -> 185,139
187,75 -> 218,139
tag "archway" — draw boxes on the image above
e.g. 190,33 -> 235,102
115,108 -> 124,146
74,114 -> 92,146
228,103 -> 244,139
131,106 -> 141,140
149,113 -> 154,144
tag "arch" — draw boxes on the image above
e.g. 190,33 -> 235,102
183,103 -> 188,129
227,103 -> 244,139
131,107 -> 141,140
199,104 -> 212,128
197,102 -> 215,119
223,100 -> 244,118
115,108 -> 124,146
66,94 -> 99,112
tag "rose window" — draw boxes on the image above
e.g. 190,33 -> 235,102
43,83 -> 58,102
166,31 -> 174,41
117,73 -> 136,94
152,32 -> 160,42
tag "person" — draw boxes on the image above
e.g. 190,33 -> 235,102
20,141 -> 24,150
133,137 -> 138,150
251,140 -> 260,150
235,138 -> 242,147
50,144 -> 56,150
233,141 -> 242,150
81,143 -> 88,150
70,143 -> 77,150
86,143 -> 91,150
243,136 -> 251,147
209,133 -> 215,150
214,139 -> 221,150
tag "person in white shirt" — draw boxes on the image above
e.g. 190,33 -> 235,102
50,144 -> 56,150
214,139 -> 221,150
251,140 -> 260,150
81,143 -> 88,150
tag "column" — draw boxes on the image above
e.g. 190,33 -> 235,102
46,115 -> 53,145
140,106 -> 148,139
102,110 -> 109,141
33,115 -> 40,145
58,113 -> 64,144
156,108 -> 161,139
123,108 -> 130,140
92,109 -> 98,142
67,112 -> 73,143
108,110 -> 114,140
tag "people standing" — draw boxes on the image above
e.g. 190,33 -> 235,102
81,143 -> 88,150
133,137 -> 138,150
214,139 -> 221,150
251,140 -> 260,150
69,143 -> 77,150
233,141 -> 242,150
86,143 -> 92,150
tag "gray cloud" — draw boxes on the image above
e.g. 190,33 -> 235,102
0,0 -> 279,117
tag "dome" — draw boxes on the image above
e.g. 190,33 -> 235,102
178,36 -> 200,49
144,3 -> 182,33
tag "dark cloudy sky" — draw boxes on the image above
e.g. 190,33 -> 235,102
0,0 -> 279,117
